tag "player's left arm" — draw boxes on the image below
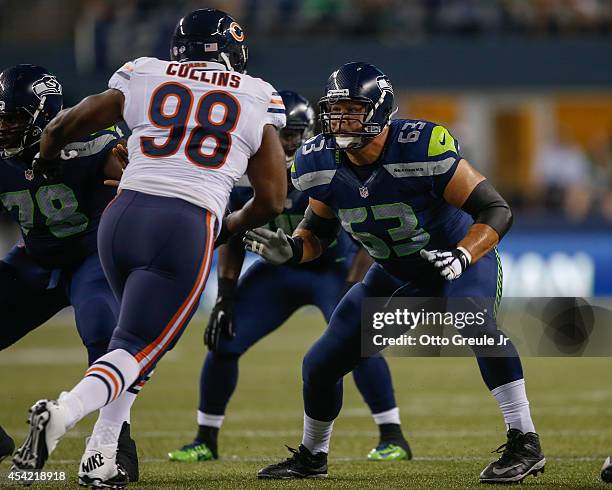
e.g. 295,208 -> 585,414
421,158 -> 512,280
39,89 -> 125,160
444,158 -> 512,261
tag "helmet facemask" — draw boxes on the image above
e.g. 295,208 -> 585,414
319,98 -> 383,150
0,97 -> 46,159
280,124 -> 314,167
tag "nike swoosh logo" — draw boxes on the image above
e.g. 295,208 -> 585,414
491,464 -> 521,475
439,133 -> 446,146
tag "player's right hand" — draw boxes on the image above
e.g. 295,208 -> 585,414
243,228 -> 293,265
204,295 -> 235,351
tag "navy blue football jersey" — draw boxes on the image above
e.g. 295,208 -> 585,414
229,175 -> 357,268
0,127 -> 121,269
291,119 -> 474,280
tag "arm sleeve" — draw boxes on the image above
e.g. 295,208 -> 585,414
461,179 -> 513,239
63,126 -> 122,177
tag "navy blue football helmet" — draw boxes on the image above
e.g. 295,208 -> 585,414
319,62 -> 394,149
278,90 -> 315,166
0,64 -> 63,159
171,9 -> 248,73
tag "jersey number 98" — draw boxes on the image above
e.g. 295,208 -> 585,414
141,82 -> 240,168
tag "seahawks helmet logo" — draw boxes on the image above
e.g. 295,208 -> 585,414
32,75 -> 62,99
376,76 -> 393,95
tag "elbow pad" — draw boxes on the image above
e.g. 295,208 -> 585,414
461,180 -> 513,240
297,206 -> 341,250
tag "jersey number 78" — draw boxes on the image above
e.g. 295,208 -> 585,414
141,82 -> 240,169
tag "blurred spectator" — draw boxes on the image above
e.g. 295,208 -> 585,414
3,0 -> 611,49
586,131 -> 612,221
532,127 -> 594,220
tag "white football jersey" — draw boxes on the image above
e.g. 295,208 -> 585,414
108,57 -> 286,227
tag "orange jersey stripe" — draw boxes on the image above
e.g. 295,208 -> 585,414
270,99 -> 285,105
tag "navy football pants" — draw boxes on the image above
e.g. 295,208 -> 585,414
302,250 -> 524,421
98,190 -> 215,380
200,260 -> 397,417
0,245 -> 118,365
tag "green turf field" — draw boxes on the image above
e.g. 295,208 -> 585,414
1,309 -> 610,488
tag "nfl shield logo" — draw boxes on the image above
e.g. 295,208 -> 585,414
359,186 -> 369,198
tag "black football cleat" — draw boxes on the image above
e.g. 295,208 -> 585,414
257,445 -> 328,479
480,429 -> 545,484
116,422 -> 139,482
602,456 -> 612,483
0,425 -> 15,463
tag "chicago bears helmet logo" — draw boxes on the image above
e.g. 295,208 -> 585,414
0,101 -> 4,111
32,76 -> 62,99
229,22 -> 245,42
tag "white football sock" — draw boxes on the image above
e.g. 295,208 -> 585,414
302,413 -> 334,454
372,407 -> 401,425
67,349 -> 140,421
491,379 -> 536,434
197,411 -> 224,429
98,391 -> 137,425
89,418 -> 123,447
58,391 -> 84,430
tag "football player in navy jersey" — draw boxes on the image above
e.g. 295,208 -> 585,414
248,63 -> 545,483
168,90 -> 412,464
0,64 -> 139,484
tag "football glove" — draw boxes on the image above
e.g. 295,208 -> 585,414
32,149 -> 78,181
243,228 -> 297,265
420,247 -> 472,281
204,278 -> 236,351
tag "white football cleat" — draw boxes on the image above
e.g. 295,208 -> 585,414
78,437 -> 128,489
12,399 -> 67,472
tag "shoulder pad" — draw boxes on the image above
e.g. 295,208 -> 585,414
384,119 -> 460,177
291,134 -> 336,192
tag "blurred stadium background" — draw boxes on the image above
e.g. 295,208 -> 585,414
1,1 -> 611,488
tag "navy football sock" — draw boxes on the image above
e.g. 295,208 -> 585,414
196,425 -> 219,458
199,352 -> 239,415
352,356 -> 397,414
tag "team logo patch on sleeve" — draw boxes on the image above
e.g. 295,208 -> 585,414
32,76 -> 62,99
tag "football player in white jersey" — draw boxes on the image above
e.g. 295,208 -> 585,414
12,9 -> 287,487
